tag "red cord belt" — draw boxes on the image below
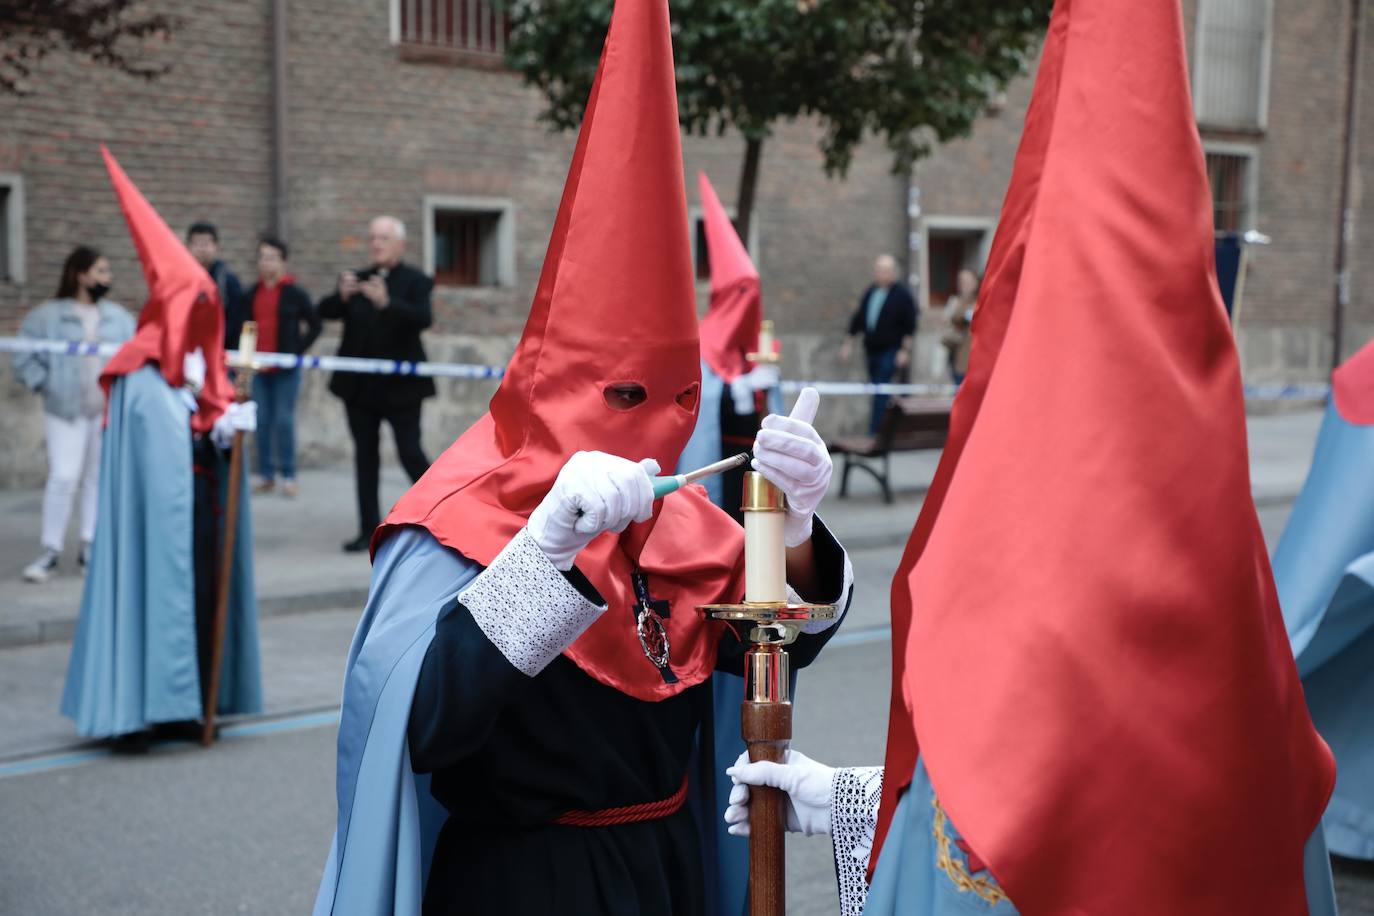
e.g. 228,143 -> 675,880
551,775 -> 689,827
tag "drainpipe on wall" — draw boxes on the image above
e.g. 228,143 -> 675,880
1332,0 -> 1364,371
271,0 -> 289,238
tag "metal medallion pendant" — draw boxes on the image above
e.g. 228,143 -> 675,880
636,605 -> 671,670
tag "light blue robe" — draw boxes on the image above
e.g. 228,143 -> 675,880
1273,399 -> 1374,860
312,527 -> 753,916
862,762 -> 1338,915
60,364 -> 261,738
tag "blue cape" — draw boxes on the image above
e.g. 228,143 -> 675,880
61,364 -> 261,738
1272,399 -> 1374,860
313,527 -> 751,916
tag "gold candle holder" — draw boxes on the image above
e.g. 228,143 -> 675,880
700,472 -> 835,915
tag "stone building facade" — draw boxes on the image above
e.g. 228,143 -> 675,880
0,0 -> 1367,487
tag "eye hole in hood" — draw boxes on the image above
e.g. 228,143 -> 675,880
675,382 -> 699,412
603,382 -> 649,411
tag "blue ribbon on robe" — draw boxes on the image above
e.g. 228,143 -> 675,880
1273,399 -> 1374,860
60,364 -> 261,738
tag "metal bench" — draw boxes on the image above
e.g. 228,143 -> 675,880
830,397 -> 952,503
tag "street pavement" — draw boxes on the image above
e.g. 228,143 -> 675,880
3,407 -> 1372,914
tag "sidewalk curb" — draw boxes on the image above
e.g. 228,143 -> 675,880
0,487 -> 1302,651
0,587 -> 371,650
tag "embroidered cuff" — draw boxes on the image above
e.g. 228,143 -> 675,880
831,765 -> 884,916
787,516 -> 853,634
460,528 -> 607,677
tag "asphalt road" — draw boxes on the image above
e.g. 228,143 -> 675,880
1,438 -> 1370,916
2,629 -> 1371,915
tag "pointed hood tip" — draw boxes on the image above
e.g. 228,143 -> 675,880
697,170 -> 758,292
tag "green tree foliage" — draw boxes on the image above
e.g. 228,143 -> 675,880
499,0 -> 1051,234
1,1 -> 174,95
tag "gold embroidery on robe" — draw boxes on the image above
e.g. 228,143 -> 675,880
931,796 -> 1009,906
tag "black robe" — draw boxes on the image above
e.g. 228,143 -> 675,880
407,524 -> 850,915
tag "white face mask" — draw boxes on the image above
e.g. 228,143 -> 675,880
182,347 -> 207,393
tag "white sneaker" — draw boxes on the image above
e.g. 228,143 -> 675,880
23,550 -> 59,583
79,542 -> 92,571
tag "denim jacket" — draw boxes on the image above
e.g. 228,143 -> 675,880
13,298 -> 137,420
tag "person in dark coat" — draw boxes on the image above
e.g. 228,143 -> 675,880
318,216 -> 436,552
244,235 -> 321,498
840,254 -> 918,433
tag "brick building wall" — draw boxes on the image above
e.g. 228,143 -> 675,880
0,0 -> 907,487
4,1 -> 1361,489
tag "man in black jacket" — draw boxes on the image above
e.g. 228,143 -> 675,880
840,254 -> 917,433
318,216 -> 436,552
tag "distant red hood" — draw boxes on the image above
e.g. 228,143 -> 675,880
696,171 -> 762,383
98,146 -> 231,433
1332,336 -> 1374,425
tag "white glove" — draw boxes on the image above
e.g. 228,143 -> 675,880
182,347 -> 206,393
210,401 -> 257,450
527,451 -> 659,571
729,364 -> 781,415
751,387 -> 832,547
724,748 -> 836,837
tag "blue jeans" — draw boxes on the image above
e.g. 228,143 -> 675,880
251,367 -> 302,481
866,348 -> 899,434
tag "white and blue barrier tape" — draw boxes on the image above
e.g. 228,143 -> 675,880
0,337 -> 1332,401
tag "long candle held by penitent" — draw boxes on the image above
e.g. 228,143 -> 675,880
651,452 -> 750,499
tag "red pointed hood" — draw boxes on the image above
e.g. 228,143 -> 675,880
697,171 -> 762,382
381,0 -> 744,702
871,0 -> 1333,911
99,146 -> 231,433
1332,337 -> 1374,425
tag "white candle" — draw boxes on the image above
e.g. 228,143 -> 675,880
238,321 -> 258,369
756,320 -> 775,360
742,471 -> 787,603
745,511 -> 788,602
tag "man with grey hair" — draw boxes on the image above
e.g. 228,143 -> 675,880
319,215 -> 436,552
840,254 -> 917,433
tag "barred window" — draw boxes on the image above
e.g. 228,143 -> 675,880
0,173 -> 24,285
0,187 -> 9,281
395,0 -> 509,57
425,197 -> 515,289
1193,0 -> 1272,130
1205,151 -> 1253,233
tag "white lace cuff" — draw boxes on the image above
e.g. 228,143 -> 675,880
461,528 -> 606,677
831,765 -> 884,916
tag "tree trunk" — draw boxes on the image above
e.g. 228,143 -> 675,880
735,135 -> 764,248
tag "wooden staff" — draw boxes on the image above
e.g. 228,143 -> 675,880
703,472 -> 836,915
742,652 -> 791,915
202,322 -> 256,747
740,472 -> 790,915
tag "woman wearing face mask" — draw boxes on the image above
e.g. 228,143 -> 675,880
14,246 -> 135,583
